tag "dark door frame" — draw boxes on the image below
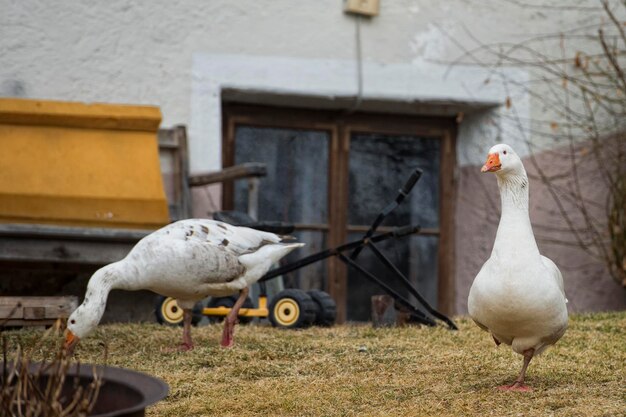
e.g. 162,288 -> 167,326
222,103 -> 457,322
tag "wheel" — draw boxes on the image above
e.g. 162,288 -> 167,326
307,290 -> 337,326
268,289 -> 316,329
206,295 -> 254,324
154,296 -> 202,326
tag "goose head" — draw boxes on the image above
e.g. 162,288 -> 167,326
64,267 -> 114,352
481,144 -> 525,177
64,302 -> 100,352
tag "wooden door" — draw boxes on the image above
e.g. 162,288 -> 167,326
222,104 -> 456,322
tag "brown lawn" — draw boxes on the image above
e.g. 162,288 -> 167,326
4,311 -> 625,416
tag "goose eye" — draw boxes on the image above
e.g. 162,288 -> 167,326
503,150 -> 507,155
70,319 -> 76,324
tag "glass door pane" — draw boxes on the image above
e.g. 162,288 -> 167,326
233,126 -> 329,290
347,132 -> 440,321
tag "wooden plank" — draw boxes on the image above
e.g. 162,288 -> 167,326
0,226 -> 143,268
328,123 -> 348,323
158,126 -> 192,220
175,126 -> 192,219
222,103 -> 454,133
189,163 -> 267,187
221,114 -> 236,210
45,305 -> 74,318
0,296 -> 78,325
343,113 -> 451,136
437,127 -> 457,316
0,236 -> 136,265
22,306 -> 75,320
225,105 -> 338,130
0,223 -> 149,242
23,307 -> 45,319
0,306 -> 23,319
0,296 -> 77,308
2,319 -> 60,327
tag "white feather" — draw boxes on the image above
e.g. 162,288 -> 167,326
468,144 -> 568,356
67,219 -> 304,339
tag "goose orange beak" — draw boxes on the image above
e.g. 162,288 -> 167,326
481,153 -> 501,173
64,330 -> 79,353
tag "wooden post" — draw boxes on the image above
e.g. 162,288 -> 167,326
371,295 -> 396,327
437,128 -> 457,316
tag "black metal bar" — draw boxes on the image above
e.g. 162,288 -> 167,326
260,248 -> 336,282
368,242 -> 458,330
350,168 -> 422,260
259,225 -> 420,282
337,253 -> 436,327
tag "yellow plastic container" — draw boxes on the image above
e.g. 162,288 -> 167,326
0,98 -> 169,229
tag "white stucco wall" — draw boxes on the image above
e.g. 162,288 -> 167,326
1,0 -> 601,171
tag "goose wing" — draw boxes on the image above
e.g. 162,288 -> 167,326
153,219 -> 283,256
206,220 -> 283,254
541,255 -> 567,301
126,219 -> 285,290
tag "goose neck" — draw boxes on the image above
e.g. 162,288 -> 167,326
492,172 -> 540,258
496,173 -> 529,214
82,262 -> 126,319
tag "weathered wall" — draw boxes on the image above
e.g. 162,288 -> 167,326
1,0 -> 600,167
2,0 -> 622,314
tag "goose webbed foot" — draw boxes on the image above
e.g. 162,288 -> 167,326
497,348 -> 535,392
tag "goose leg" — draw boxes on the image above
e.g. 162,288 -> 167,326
220,286 -> 249,348
179,308 -> 194,351
498,348 -> 534,392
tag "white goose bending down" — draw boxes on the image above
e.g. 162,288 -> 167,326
64,219 -> 303,351
468,144 -> 568,392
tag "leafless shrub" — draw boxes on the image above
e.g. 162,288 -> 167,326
0,304 -> 102,416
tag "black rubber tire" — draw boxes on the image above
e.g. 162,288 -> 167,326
154,296 -> 202,327
206,295 -> 255,324
268,289 -> 317,329
307,290 -> 337,326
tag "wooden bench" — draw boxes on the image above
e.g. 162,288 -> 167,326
0,296 -> 78,327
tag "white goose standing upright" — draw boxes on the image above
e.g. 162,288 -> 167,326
468,144 -> 568,392
64,219 -> 303,351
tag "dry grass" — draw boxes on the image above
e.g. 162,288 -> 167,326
3,312 -> 625,417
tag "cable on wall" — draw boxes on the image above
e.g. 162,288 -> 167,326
346,15 -> 364,114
